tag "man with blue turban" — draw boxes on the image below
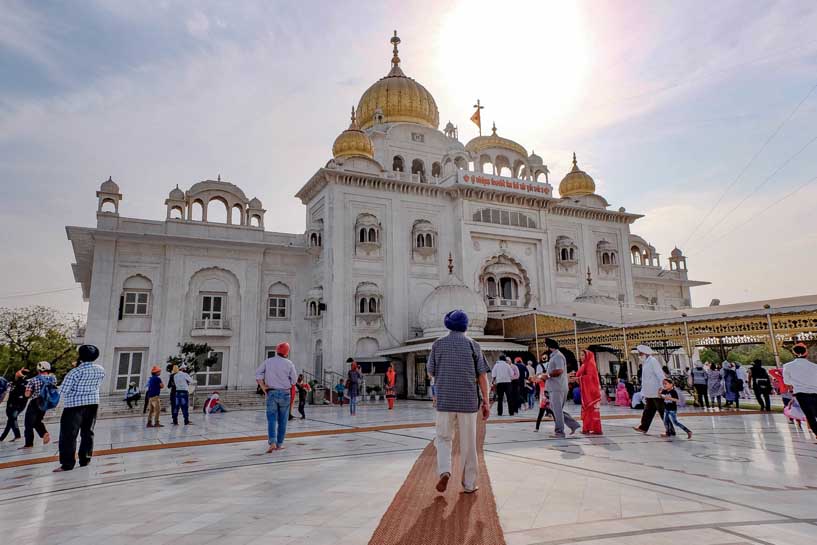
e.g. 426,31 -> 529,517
426,309 -> 490,494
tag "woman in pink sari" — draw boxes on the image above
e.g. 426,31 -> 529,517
575,349 -> 603,434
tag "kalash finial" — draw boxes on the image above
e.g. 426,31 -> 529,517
586,267 -> 592,286
572,152 -> 578,169
388,30 -> 404,76
448,252 -> 454,275
349,106 -> 358,129
491,122 -> 497,136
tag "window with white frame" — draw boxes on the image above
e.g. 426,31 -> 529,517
201,294 -> 224,321
122,275 -> 152,316
197,351 -> 224,387
123,291 -> 149,316
267,282 -> 290,319
115,351 -> 144,391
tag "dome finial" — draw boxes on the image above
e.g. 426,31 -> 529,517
349,106 -> 359,129
387,30 -> 404,76
586,267 -> 593,286
572,152 -> 578,169
447,252 -> 454,275
491,122 -> 497,136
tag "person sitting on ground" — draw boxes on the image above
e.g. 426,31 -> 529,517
203,392 -> 226,414
124,382 -> 141,409
631,389 -> 645,410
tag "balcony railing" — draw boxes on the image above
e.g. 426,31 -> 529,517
191,318 -> 232,337
486,298 -> 519,308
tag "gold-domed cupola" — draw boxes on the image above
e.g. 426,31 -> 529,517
356,31 -> 440,130
332,107 -> 374,160
559,152 -> 596,197
465,123 -> 528,158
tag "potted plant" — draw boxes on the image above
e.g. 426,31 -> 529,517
371,385 -> 383,401
366,385 -> 377,401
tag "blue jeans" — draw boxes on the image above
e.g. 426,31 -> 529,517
172,391 -> 189,424
349,394 -> 357,415
266,390 -> 291,446
663,410 -> 690,434
528,390 -> 535,409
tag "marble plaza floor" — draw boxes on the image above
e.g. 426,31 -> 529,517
0,401 -> 815,544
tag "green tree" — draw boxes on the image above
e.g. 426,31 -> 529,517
166,342 -> 218,374
699,348 -> 720,366
727,344 -> 793,366
0,306 -> 79,381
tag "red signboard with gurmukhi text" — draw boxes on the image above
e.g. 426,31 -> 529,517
458,171 -> 552,196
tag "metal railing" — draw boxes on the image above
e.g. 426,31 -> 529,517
486,298 -> 519,308
192,318 -> 230,330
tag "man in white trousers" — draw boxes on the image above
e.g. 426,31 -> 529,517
427,309 -> 491,494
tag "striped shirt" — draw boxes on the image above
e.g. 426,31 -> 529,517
60,362 -> 106,408
426,331 -> 489,413
27,374 -> 56,398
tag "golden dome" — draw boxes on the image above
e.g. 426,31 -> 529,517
559,153 -> 596,197
465,123 -> 527,158
332,107 -> 374,160
356,32 -> 439,130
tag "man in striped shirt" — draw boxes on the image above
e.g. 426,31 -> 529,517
54,345 -> 106,472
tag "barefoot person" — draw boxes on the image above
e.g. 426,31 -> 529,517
633,345 -> 670,435
426,310 -> 490,494
21,362 -> 56,449
54,345 -> 106,472
543,338 -> 580,437
256,342 -> 297,453
576,349 -> 603,435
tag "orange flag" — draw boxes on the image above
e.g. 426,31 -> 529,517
470,107 -> 481,130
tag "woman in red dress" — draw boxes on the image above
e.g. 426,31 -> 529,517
575,349 -> 603,434
385,363 -> 397,410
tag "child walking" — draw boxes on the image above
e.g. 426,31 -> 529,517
661,378 -> 692,439
334,378 -> 345,407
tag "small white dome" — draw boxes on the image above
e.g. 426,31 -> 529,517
168,186 -> 184,200
100,176 -> 119,193
418,274 -> 487,337
249,197 -> 262,208
528,150 -> 543,165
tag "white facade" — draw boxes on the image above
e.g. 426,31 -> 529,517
67,34 -> 706,395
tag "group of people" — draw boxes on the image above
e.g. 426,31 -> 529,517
689,359 -> 752,410
0,345 -> 107,472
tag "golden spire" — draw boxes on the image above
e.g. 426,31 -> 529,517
572,152 -> 578,170
349,106 -> 359,129
388,30 -> 404,76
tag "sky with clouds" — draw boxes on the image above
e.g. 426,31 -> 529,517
1,0 -> 816,316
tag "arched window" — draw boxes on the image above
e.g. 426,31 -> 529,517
368,297 -> 377,313
100,199 -> 117,213
206,198 -> 228,223
499,277 -> 518,301
310,233 -> 318,246
416,234 -> 425,248
231,204 -> 243,225
425,233 -> 433,247
249,214 -> 261,227
368,227 -> 377,243
560,248 -> 569,261
268,282 -> 290,319
631,246 -> 642,265
359,298 -> 367,314
611,253 -> 617,265
569,248 -> 576,260
431,162 -> 441,177
309,301 -> 318,316
602,253 -> 611,265
122,275 -> 152,316
393,156 -> 404,172
170,206 -> 184,220
486,277 -> 497,298
359,228 -> 367,243
191,200 -> 204,221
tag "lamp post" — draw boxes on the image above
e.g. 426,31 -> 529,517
533,311 -> 540,358
681,313 -> 692,359
572,312 -> 579,355
764,304 -> 782,368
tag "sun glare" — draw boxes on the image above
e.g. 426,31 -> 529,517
436,0 -> 591,132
